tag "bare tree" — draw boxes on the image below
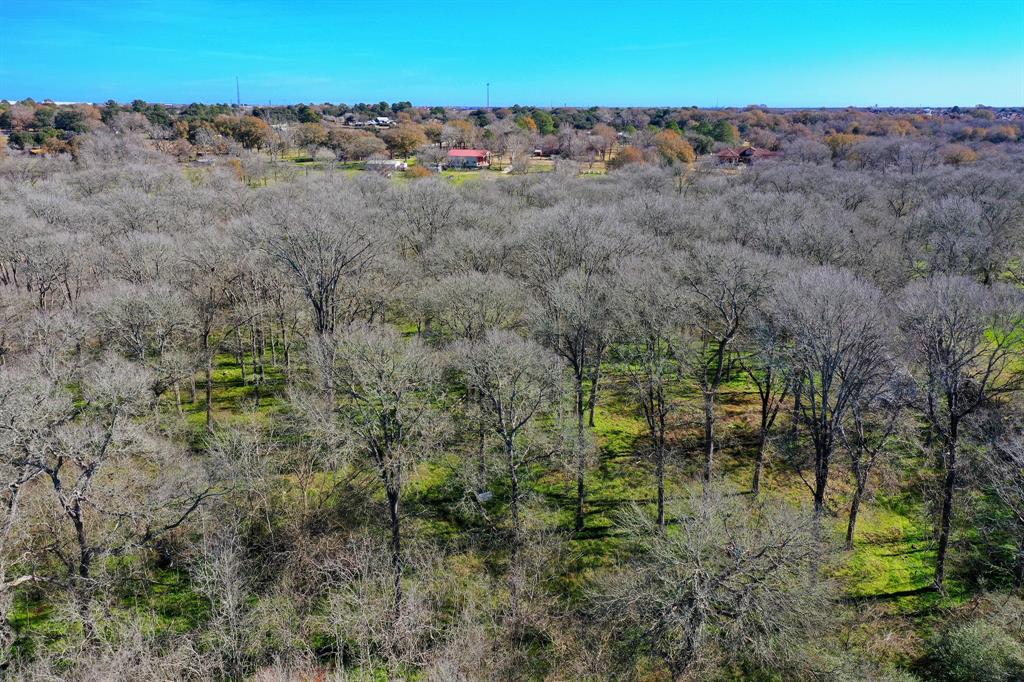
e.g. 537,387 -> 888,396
533,269 -> 610,532
774,266 -> 892,518
593,489 -> 830,680
898,275 -> 1024,589
838,375 -> 912,549
2,356 -> 212,623
419,271 -> 535,481
614,256 -> 682,529
517,207 -> 635,532
251,180 -> 383,335
739,311 -> 793,496
311,324 -> 444,617
88,282 -> 197,405
175,233 -> 245,431
982,414 -> 1024,586
0,364 -> 67,657
394,178 -> 461,260
676,241 -> 775,485
453,330 -> 562,549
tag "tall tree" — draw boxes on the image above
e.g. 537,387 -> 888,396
774,266 -> 892,517
899,275 -> 1024,589
838,377 -> 910,549
614,256 -> 682,529
677,242 -> 774,485
594,490 -> 829,680
1,357 -> 211,625
739,311 -> 793,496
454,331 -> 562,552
250,180 -> 383,335
311,324 -> 444,617
525,206 -> 629,530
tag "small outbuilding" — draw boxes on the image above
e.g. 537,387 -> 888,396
365,158 -> 408,171
446,148 -> 490,169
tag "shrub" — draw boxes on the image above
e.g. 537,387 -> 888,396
406,164 -> 432,178
942,144 -> 978,166
653,129 -> 696,164
928,620 -> 1024,682
607,145 -> 644,169
8,130 -> 35,149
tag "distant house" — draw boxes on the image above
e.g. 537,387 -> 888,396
715,146 -> 781,165
446,148 -> 490,169
347,115 -> 395,128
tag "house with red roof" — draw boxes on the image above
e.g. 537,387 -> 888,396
446,148 -> 490,169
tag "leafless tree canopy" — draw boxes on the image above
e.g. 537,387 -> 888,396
0,109 -> 1023,680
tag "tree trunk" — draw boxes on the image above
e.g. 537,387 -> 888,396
205,352 -> 214,433
790,382 -> 802,444
934,420 -> 958,591
574,375 -> 586,532
508,446 -> 520,542
71,502 -> 95,641
269,324 -> 277,366
251,323 -> 264,401
73,510 -> 90,581
282,321 -> 291,382
702,392 -> 715,485
845,479 -> 864,550
813,438 -> 830,518
656,443 -> 666,531
752,427 -> 767,496
235,328 -> 246,385
1015,529 -> 1024,589
587,354 -> 603,428
386,487 -> 402,618
575,468 -> 585,532
506,441 -> 523,614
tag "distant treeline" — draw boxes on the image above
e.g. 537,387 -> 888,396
2,97 -> 1021,170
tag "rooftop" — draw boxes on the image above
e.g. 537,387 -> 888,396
447,148 -> 490,157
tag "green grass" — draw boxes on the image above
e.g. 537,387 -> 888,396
175,350 -> 289,437
8,332 -> 983,673
168,344 -> 980,662
10,568 -> 208,659
837,493 -> 940,605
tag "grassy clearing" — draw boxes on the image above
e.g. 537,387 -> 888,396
12,337 -> 965,667
179,344 -> 965,656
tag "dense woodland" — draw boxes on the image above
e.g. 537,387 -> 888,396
1,105 -> 1024,681
3,98 -> 1022,170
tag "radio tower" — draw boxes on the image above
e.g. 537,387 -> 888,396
486,82 -> 490,108
236,77 -> 241,107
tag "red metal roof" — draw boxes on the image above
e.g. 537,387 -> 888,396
447,149 -> 490,157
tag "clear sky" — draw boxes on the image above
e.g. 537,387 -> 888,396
2,0 -> 1022,107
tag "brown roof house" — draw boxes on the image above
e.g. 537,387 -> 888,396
715,146 -> 781,165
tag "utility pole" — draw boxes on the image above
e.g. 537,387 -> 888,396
486,82 -> 489,109
236,76 -> 241,107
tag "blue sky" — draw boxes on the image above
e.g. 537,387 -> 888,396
2,0 -> 1022,106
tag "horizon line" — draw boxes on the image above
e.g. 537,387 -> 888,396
3,98 -> 1022,110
